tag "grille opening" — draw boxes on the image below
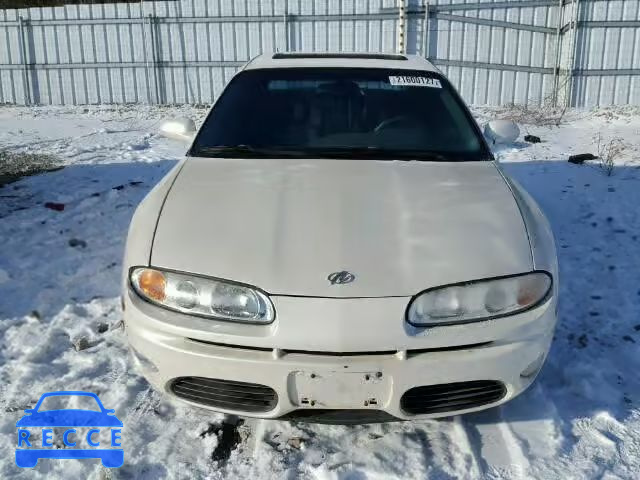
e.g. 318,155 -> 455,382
170,377 -> 278,413
186,338 -> 491,357
186,339 -> 273,353
280,409 -> 401,424
406,342 -> 492,357
285,348 -> 396,356
401,380 -> 506,415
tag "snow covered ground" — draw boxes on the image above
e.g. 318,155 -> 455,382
0,104 -> 639,479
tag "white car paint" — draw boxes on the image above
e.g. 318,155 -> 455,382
123,53 -> 558,422
151,158 -> 532,298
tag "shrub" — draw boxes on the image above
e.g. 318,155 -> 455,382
0,150 -> 60,185
594,133 -> 625,176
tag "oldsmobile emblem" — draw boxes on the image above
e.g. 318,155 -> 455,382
328,271 -> 355,285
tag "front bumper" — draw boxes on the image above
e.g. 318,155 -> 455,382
124,289 -> 557,421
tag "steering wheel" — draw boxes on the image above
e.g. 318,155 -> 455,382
374,115 -> 414,134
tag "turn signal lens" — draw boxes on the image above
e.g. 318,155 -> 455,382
136,269 -> 166,302
407,271 -> 552,327
129,267 -> 275,324
517,275 -> 544,306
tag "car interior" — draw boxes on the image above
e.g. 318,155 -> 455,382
194,69 -> 482,156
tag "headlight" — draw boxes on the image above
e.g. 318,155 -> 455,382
130,267 -> 275,324
407,271 -> 552,327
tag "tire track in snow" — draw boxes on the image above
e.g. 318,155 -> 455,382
504,382 -> 565,462
460,415 -> 490,478
467,408 -> 531,479
449,416 -> 484,478
247,417 -> 266,459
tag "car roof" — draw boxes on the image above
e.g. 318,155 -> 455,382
243,52 -> 440,73
35,391 -> 104,407
38,391 -> 100,398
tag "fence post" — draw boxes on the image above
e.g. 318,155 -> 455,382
283,11 -> 290,51
566,0 -> 581,108
397,0 -> 407,54
140,6 -> 151,104
555,0 -> 582,108
17,16 -> 31,106
147,14 -> 161,104
551,0 -> 563,106
422,2 -> 430,59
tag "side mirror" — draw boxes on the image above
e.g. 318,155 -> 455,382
159,117 -> 197,142
484,120 -> 520,145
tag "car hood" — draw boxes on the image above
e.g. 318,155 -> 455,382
151,158 -> 532,297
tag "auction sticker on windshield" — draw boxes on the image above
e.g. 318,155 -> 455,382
388,76 -> 442,88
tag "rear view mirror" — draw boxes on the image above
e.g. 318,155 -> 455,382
484,120 -> 520,145
159,117 -> 197,142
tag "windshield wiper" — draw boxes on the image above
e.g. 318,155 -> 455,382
393,151 -> 451,162
192,145 -> 475,162
191,145 -> 309,158
301,146 -> 453,162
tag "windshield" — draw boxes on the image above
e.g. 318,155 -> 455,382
37,395 -> 101,412
190,68 -> 490,161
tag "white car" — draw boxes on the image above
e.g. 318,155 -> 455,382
123,53 -> 558,423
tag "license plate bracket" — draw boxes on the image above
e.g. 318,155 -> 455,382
289,370 -> 391,409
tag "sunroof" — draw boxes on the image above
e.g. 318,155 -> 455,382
272,53 -> 408,61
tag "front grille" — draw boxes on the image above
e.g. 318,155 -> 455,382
401,380 -> 506,415
186,338 -> 491,357
280,409 -> 401,424
170,376 -> 278,413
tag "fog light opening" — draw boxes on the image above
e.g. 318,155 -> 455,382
520,353 -> 545,378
